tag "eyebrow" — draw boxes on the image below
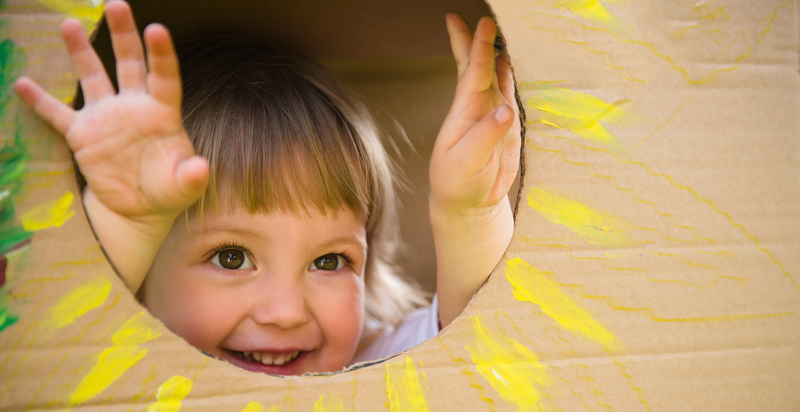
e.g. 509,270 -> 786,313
189,226 -> 264,241
188,227 -> 365,250
314,236 -> 367,251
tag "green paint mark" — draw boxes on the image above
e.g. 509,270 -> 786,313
0,305 -> 19,331
0,135 -> 32,255
0,22 -> 31,333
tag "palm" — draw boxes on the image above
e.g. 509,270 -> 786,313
69,94 -> 192,218
15,3 -> 208,223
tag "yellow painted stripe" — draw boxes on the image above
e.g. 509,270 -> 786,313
241,402 -> 264,412
147,375 -> 193,412
70,312 -> 160,405
386,356 -> 428,412
465,316 -> 550,411
506,258 -> 620,351
528,187 -> 631,247
35,0 -> 103,32
46,278 -> 111,329
557,0 -> 622,30
21,191 -> 75,231
530,88 -> 626,123
529,87 -> 627,149
313,394 -> 344,412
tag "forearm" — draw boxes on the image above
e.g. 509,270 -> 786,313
82,188 -> 174,293
431,197 -> 514,327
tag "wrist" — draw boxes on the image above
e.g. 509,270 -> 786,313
429,196 -> 508,235
82,188 -> 177,241
82,188 -> 177,292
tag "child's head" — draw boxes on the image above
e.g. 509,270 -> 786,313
138,36 -> 425,374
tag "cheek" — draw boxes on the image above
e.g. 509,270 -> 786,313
309,276 -> 364,358
143,264 -> 241,355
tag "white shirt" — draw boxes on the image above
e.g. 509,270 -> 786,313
352,295 -> 440,364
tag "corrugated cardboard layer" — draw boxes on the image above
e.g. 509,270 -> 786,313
1,0 -> 799,410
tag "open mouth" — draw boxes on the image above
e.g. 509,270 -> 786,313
222,349 -> 310,375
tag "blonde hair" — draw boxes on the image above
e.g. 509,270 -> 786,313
176,35 -> 427,329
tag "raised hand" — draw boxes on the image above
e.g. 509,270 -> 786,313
430,15 -> 521,327
430,14 -> 520,218
14,0 -> 208,292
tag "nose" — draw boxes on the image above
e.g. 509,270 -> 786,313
250,277 -> 310,330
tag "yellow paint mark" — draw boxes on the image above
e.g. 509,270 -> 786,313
506,258 -> 621,351
51,257 -> 107,268
241,401 -> 280,412
35,0 -> 104,32
465,316 -> 550,411
528,25 -> 645,83
557,0 -> 623,32
608,354 -> 652,412
568,284 -> 794,322
543,12 -> 738,85
530,88 -> 626,123
669,23 -> 700,39
695,248 -> 734,257
528,187 -> 631,247
313,394 -> 344,412
604,265 -> 646,272
632,91 -> 697,149
70,312 -> 160,406
650,312 -> 795,323
436,338 -> 498,411
541,131 -> 799,291
385,356 -> 428,412
147,376 -> 192,412
528,88 -> 627,150
46,277 -> 111,330
569,254 -> 608,260
21,191 -> 75,231
519,235 -> 570,248
758,0 -> 792,45
49,72 -> 79,103
693,3 -> 730,20
241,402 -> 264,412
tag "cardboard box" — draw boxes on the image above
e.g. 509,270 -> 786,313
1,0 -> 799,410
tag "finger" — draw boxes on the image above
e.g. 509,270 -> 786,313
144,23 -> 182,108
450,104 -> 514,172
461,17 -> 498,93
61,19 -> 115,104
14,77 -> 76,136
495,52 -> 516,107
106,0 -> 146,92
445,13 -> 472,78
174,156 -> 209,203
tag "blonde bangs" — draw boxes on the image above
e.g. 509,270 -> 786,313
179,39 -> 374,220
185,84 -> 372,220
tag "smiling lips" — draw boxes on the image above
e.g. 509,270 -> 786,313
235,350 -> 300,366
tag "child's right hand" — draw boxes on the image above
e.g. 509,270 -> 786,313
14,1 -> 208,292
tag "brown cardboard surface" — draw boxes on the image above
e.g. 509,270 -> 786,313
1,0 -> 800,411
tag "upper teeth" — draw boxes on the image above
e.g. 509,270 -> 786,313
240,351 -> 300,366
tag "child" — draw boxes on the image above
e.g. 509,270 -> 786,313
14,1 -> 520,375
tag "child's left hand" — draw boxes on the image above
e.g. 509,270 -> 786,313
430,15 -> 521,327
430,15 -> 520,220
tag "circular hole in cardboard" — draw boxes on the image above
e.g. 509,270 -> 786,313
66,0 -> 524,377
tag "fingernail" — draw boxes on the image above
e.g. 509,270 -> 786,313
495,105 -> 513,123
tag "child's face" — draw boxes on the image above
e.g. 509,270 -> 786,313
140,206 -> 367,375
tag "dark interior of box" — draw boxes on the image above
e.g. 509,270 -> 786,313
81,0 -> 516,293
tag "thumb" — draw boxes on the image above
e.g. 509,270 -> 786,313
174,156 -> 209,204
450,104 -> 515,172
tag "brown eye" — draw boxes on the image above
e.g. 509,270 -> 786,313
310,254 -> 344,271
211,248 -> 252,270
